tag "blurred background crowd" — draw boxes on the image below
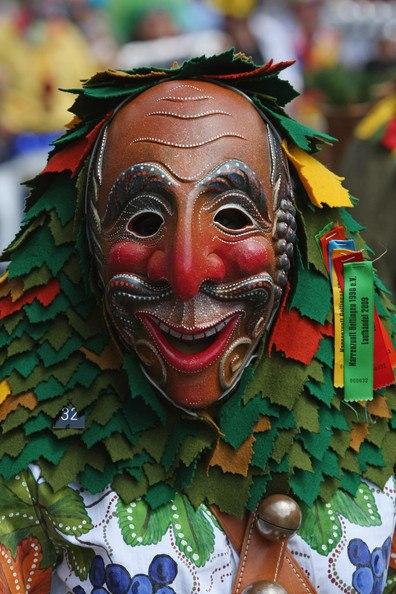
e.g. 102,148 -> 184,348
0,0 -> 395,289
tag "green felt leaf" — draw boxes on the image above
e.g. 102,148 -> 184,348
339,208 -> 365,234
244,353 -> 307,410
306,367 -> 335,407
8,226 -> 73,279
6,334 -> 35,358
145,482 -> 175,510
357,442 -> 384,472
247,474 -> 271,511
0,435 -> 67,479
170,493 -> 215,567
289,253 -> 331,324
116,497 -> 169,546
331,482 -> 381,527
39,443 -> 91,492
298,205 -> 330,276
294,394 -> 319,432
289,442 -> 313,471
123,353 -> 166,422
22,265 -> 52,291
298,499 -> 342,556
221,367 -> 279,447
23,175 -> 76,227
186,466 -> 252,518
290,467 -> 323,506
24,412 -> 52,435
306,359 -> 325,383
315,337 -> 334,368
260,103 -> 335,152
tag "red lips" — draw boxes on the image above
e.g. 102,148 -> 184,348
138,313 -> 239,374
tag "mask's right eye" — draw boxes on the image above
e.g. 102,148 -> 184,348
127,210 -> 164,238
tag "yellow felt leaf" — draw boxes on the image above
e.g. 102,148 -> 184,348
252,416 -> 271,433
0,391 -> 37,422
0,271 -> 8,286
368,395 -> 392,419
350,423 -> 369,452
0,380 -> 11,405
282,141 -> 353,208
355,95 -> 396,141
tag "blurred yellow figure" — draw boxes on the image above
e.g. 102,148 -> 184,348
207,0 -> 258,18
0,9 -> 97,134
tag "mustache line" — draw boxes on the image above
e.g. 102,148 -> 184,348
108,273 -> 275,303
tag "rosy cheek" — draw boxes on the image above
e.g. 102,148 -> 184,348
107,242 -> 152,276
224,239 -> 274,276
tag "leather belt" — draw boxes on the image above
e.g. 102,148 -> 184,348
210,505 -> 317,594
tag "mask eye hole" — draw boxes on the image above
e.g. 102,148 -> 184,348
214,206 -> 254,232
127,211 -> 164,237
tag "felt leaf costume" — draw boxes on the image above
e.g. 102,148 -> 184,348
0,50 -> 395,594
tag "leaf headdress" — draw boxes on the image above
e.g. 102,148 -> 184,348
0,50 -> 394,518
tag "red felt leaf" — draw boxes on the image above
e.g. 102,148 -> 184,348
201,59 -> 295,81
382,117 -> 396,152
42,112 -> 112,177
268,284 -> 332,364
0,279 -> 60,320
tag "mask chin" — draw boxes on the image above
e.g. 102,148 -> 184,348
137,330 -> 263,413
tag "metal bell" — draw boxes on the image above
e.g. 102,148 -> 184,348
242,580 -> 288,594
256,494 -> 302,541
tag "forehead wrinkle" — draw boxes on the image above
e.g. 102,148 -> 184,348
130,133 -> 246,149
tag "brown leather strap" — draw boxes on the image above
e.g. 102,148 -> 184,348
210,506 -> 317,594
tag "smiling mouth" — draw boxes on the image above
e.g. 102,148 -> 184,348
137,313 -> 240,373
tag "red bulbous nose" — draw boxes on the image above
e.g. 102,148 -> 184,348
147,247 -> 225,301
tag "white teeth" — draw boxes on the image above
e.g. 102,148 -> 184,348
169,329 -> 182,338
151,316 -> 233,342
205,327 -> 217,337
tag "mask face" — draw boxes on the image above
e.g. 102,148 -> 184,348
88,80 -> 296,409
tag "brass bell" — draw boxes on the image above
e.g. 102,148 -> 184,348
242,580 -> 288,594
256,494 -> 302,541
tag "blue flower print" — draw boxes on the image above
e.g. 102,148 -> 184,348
348,537 -> 392,594
73,553 -> 178,594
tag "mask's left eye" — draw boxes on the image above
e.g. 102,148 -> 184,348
127,211 -> 164,238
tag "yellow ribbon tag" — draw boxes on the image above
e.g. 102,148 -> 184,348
282,141 -> 353,209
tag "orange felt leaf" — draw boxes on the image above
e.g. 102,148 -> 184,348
80,344 -> 122,371
253,417 -> 271,433
0,392 -> 37,422
209,435 -> 255,477
350,423 -> 369,452
368,395 -> 392,419
269,306 -> 326,365
0,537 -> 52,594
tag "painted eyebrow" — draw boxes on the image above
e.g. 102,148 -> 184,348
102,163 -> 176,227
199,161 -> 268,218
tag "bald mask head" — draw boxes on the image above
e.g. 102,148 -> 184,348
87,80 -> 296,410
